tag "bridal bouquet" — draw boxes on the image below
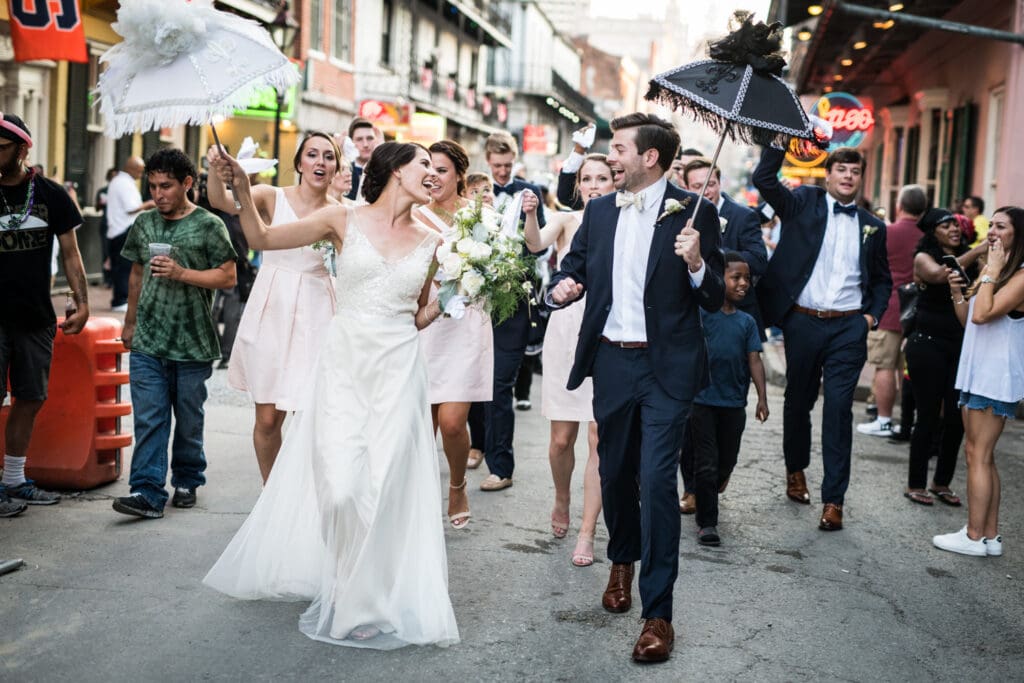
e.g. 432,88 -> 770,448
436,197 -> 535,324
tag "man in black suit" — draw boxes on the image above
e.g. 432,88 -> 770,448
676,157 -> 768,510
479,132 -> 546,492
682,158 -> 767,333
344,117 -> 379,202
549,113 -> 724,662
754,146 -> 891,531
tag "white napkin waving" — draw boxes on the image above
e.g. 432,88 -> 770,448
571,123 -> 596,149
341,136 -> 359,163
236,136 -> 278,175
500,191 -> 524,237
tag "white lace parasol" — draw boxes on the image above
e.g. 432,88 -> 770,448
95,0 -> 299,138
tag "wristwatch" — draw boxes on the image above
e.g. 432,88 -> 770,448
980,275 -> 996,285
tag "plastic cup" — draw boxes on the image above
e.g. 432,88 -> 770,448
149,243 -> 172,258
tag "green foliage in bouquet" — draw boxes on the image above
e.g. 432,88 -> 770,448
436,195 -> 536,325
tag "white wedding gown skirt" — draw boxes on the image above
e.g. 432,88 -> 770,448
204,218 -> 458,649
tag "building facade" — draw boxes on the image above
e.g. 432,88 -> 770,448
772,0 -> 1024,217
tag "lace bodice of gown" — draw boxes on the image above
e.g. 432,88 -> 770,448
335,209 -> 440,318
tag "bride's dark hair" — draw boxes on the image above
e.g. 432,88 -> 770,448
361,141 -> 428,203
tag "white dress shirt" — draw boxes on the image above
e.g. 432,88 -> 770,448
601,178 -> 705,342
796,194 -> 862,311
105,171 -> 143,240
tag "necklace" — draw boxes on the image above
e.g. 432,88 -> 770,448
0,169 -> 36,230
429,200 -> 463,226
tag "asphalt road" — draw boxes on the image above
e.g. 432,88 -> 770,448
2,357 -> 1022,681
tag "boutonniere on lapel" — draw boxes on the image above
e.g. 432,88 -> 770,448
862,224 -> 878,244
719,216 -> 729,233
656,197 -> 691,226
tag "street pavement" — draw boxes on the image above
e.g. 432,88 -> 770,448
2,303 -> 1023,680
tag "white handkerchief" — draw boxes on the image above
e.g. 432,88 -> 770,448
572,124 -> 596,149
444,295 -> 469,319
235,136 -> 279,175
500,191 -> 524,237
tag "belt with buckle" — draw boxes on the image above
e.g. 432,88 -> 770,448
600,336 -> 648,349
791,304 -> 861,319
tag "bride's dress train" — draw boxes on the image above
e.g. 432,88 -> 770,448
204,211 -> 458,649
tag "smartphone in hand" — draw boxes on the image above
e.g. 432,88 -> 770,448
941,254 -> 972,289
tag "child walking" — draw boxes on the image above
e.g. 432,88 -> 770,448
690,251 -> 770,546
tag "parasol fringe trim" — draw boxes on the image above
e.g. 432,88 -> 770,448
97,61 -> 298,139
646,83 -> 801,148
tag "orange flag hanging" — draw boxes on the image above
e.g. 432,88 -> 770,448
6,0 -> 88,63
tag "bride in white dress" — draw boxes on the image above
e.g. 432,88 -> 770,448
204,142 -> 460,649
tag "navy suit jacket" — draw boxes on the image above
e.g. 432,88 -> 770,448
753,147 -> 892,328
346,165 -> 362,202
494,178 -> 546,228
548,183 -> 726,401
718,193 -> 768,279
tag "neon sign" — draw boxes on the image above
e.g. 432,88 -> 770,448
785,92 -> 875,168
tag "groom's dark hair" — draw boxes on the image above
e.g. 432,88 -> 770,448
610,113 -> 680,173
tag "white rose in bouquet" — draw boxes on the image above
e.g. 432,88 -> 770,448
456,237 -> 476,255
442,252 -> 465,278
454,206 -> 475,223
469,242 -> 493,260
436,239 -> 452,260
461,269 -> 486,297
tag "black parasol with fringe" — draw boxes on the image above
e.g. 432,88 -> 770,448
645,13 -> 817,217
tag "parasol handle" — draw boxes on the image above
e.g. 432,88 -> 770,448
691,123 -> 731,226
210,122 -> 242,211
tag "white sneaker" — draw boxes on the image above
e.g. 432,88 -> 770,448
856,418 -> 892,436
933,526 -> 987,557
985,535 -> 1003,557
110,304 -> 128,312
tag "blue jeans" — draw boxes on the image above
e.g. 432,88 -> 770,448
128,351 -> 212,509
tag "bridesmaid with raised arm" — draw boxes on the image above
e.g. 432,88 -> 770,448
523,152 -> 615,566
205,133 -> 340,482
414,140 -> 494,529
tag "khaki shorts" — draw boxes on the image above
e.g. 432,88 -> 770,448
867,329 -> 902,370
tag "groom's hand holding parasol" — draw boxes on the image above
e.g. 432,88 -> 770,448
673,220 -> 703,271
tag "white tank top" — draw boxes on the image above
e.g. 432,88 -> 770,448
955,288 -> 1024,403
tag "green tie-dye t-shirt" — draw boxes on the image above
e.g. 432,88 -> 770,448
121,207 -> 237,362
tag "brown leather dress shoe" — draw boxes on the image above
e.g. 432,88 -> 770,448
786,471 -> 811,505
819,503 -> 843,530
632,618 -> 674,663
602,562 -> 634,613
679,492 -> 696,514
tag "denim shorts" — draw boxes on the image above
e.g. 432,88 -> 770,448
959,391 -> 1019,419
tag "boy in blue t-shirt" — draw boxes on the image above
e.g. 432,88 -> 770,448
690,252 -> 769,546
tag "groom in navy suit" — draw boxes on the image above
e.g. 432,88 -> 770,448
754,145 -> 891,531
548,113 -> 724,663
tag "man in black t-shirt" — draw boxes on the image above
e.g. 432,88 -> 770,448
0,113 -> 90,517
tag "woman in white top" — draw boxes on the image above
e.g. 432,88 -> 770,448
934,206 -> 1024,557
414,140 -> 494,529
206,133 -> 341,482
523,153 -> 615,566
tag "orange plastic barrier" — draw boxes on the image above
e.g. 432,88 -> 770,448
0,317 -> 132,489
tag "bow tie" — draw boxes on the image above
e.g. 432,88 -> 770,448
494,183 -> 516,196
615,191 -> 645,211
833,202 -> 858,217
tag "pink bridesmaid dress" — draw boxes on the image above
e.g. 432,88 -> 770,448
228,187 -> 336,410
417,207 -> 494,404
542,241 -> 593,422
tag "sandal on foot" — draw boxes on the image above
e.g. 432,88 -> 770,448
448,480 -> 471,529
928,488 -> 962,506
349,624 -> 381,641
904,490 -> 934,505
571,534 -> 595,567
551,509 -> 570,538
